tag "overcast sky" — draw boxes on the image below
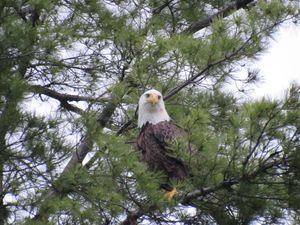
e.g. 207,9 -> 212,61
252,22 -> 300,100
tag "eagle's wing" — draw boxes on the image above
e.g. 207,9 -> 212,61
151,121 -> 188,180
151,121 -> 186,147
137,121 -> 188,181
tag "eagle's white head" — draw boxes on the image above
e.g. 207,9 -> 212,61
138,89 -> 170,128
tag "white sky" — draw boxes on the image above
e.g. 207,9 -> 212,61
252,22 -> 300,99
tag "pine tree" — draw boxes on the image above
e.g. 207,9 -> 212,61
0,0 -> 299,224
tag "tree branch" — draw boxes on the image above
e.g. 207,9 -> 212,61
59,100 -> 85,115
30,85 -> 113,115
152,0 -> 174,15
182,0 -> 256,34
30,84 -> 112,103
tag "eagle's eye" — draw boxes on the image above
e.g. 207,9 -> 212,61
145,93 -> 150,98
158,95 -> 161,100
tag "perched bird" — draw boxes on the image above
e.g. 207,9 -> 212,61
137,89 -> 188,200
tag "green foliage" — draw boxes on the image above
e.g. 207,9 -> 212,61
0,0 -> 299,224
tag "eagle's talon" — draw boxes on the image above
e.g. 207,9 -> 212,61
165,188 -> 178,201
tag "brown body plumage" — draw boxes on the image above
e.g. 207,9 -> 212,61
137,121 -> 188,191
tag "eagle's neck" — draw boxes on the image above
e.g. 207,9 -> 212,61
138,106 -> 170,128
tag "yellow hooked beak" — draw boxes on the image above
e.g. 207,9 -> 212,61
146,93 -> 160,105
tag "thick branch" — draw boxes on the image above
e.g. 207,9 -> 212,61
30,85 -> 112,103
30,85 -> 112,115
59,100 -> 85,115
182,0 -> 256,34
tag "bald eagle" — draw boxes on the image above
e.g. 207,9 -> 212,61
137,89 -> 188,199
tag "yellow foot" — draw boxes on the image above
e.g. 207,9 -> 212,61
165,187 -> 178,201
